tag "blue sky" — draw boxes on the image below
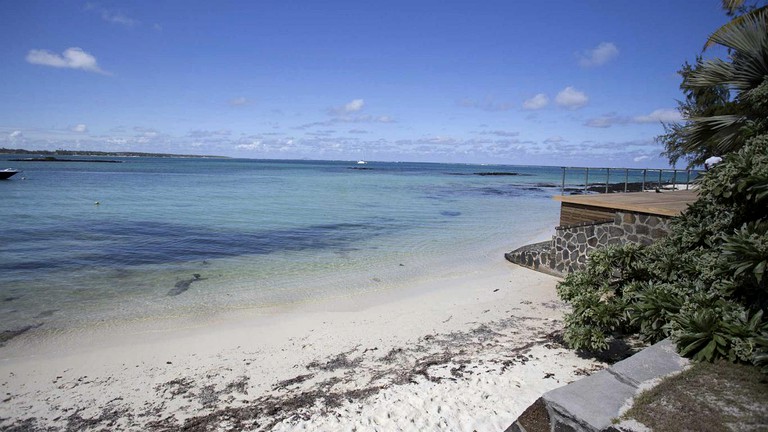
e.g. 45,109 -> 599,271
1,1 -> 730,167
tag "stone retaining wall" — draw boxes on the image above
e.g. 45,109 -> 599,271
503,241 -> 560,277
506,211 -> 673,275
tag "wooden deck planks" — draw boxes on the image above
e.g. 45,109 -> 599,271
559,203 -> 615,226
553,190 -> 698,218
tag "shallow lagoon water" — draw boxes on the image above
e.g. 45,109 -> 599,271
0,157 -> 565,335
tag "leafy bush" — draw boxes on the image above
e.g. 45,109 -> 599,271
557,136 -> 768,370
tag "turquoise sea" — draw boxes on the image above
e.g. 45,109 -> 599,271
1,157 -> 574,337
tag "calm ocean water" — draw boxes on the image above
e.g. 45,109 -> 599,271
0,156 -> 569,336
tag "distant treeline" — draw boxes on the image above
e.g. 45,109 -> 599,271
0,148 -> 227,159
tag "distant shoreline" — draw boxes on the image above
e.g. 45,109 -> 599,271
0,147 -> 228,159
8,157 -> 122,163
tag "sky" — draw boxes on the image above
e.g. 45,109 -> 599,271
0,1 -> 732,167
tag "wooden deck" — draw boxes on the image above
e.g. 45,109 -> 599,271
553,190 -> 698,226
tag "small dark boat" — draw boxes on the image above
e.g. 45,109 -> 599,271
0,168 -> 20,180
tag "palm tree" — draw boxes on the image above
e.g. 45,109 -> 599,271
682,7 -> 768,156
705,0 -> 767,48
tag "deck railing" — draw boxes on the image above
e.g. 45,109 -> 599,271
559,167 -> 702,195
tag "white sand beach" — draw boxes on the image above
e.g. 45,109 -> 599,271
0,248 -> 604,431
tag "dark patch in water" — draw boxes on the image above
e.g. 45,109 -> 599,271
3,296 -> 20,302
447,172 -> 534,177
0,323 -> 42,347
440,211 -> 461,217
422,182 -> 552,201
474,172 -> 521,176
476,186 -> 527,197
35,309 -> 58,318
168,274 -> 206,296
0,219 -> 396,272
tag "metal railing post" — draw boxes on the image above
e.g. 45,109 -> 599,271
624,169 -> 629,193
584,168 -> 589,193
554,166 -> 700,196
561,167 -> 566,195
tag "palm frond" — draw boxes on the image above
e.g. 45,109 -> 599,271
721,0 -> 746,15
704,6 -> 768,49
696,9 -> 768,92
686,58 -> 734,89
684,115 -> 747,155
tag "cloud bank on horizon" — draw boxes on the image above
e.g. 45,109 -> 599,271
0,1 -> 729,167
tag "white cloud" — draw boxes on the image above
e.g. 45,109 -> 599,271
301,112 -> 395,129
71,124 -> 88,133
633,108 -> 682,124
101,10 -> 138,27
578,42 -> 619,67
236,140 -> 263,151
459,98 -> 512,112
85,4 -> 139,27
229,96 -> 250,106
522,93 -> 549,110
634,155 -> 651,162
26,47 -> 109,75
585,108 -> 682,128
4,130 -> 28,146
478,130 -> 519,137
7,130 -> 26,145
189,129 -> 231,138
585,117 -> 614,128
328,99 -> 366,116
344,99 -> 365,113
555,86 -> 588,109
543,136 -> 565,144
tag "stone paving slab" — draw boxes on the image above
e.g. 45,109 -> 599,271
510,339 -> 691,431
543,369 -> 637,431
611,339 -> 689,387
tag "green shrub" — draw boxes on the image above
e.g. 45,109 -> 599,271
557,136 -> 768,370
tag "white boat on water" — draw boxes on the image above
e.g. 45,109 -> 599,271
0,168 -> 20,180
356,160 -> 367,165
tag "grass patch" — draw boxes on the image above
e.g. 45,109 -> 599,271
621,360 -> 768,431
